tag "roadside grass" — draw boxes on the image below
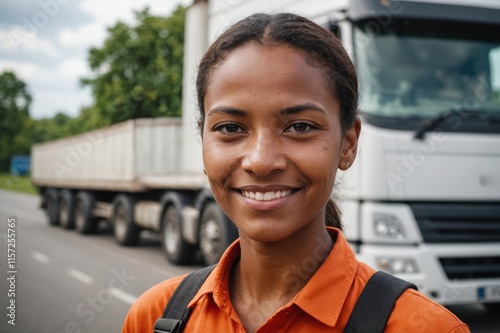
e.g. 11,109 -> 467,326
0,173 -> 37,195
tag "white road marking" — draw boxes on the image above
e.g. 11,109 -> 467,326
32,251 -> 51,264
108,287 -> 138,305
67,268 -> 95,285
81,240 -> 176,278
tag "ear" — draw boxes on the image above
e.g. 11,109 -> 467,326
339,117 -> 361,170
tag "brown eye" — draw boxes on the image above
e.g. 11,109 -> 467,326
292,123 -> 308,132
215,123 -> 243,133
285,122 -> 314,133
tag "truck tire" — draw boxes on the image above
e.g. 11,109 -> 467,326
199,202 -> 238,266
46,188 -> 60,226
162,205 -> 196,265
75,191 -> 98,234
113,194 -> 140,246
59,190 -> 75,229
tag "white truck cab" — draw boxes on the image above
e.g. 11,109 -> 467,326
183,0 -> 500,308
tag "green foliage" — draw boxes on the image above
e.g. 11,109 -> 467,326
23,112 -> 81,144
0,72 -> 98,172
0,6 -> 186,174
0,71 -> 32,171
0,173 -> 37,194
81,6 -> 186,124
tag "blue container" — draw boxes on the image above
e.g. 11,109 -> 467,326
10,155 -> 31,176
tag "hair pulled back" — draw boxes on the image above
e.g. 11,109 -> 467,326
196,13 -> 359,229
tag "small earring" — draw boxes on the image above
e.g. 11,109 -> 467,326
345,162 -> 350,169
203,168 -> 207,175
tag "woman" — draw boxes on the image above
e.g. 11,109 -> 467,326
122,13 -> 469,333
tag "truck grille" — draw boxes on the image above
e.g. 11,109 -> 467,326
410,203 -> 500,243
439,256 -> 500,280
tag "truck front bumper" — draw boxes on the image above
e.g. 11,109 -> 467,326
356,242 -> 500,306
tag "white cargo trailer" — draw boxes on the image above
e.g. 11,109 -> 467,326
32,118 -> 238,265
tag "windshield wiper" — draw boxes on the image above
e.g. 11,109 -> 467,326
414,109 -> 457,140
414,108 -> 500,140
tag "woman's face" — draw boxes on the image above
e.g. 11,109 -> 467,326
202,43 -> 359,243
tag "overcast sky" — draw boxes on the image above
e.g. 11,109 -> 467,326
0,0 -> 190,119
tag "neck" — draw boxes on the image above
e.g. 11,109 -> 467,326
230,223 -> 334,332
238,225 -> 333,298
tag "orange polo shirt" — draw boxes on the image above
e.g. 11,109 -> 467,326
122,228 -> 469,333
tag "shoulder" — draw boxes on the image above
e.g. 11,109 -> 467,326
121,274 -> 187,333
353,262 -> 469,333
389,288 -> 470,333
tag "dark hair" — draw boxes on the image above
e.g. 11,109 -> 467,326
196,13 -> 359,229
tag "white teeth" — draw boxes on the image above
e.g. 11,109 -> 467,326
263,192 -> 274,200
242,190 -> 292,201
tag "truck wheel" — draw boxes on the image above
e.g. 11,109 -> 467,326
162,205 -> 196,265
199,202 -> 238,266
484,303 -> 500,313
113,195 -> 140,246
59,190 -> 75,229
46,189 -> 60,226
75,191 -> 98,234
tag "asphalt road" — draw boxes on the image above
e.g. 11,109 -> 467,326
0,190 -> 201,333
0,189 -> 498,332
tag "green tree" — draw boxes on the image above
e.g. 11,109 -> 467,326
81,6 -> 185,124
13,114 -> 71,162
0,71 -> 32,171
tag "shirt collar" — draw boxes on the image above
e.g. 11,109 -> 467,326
188,228 -> 359,328
292,228 -> 358,327
188,239 -> 240,310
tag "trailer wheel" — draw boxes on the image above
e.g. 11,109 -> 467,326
59,190 -> 75,229
75,191 -> 98,234
113,195 -> 140,246
199,202 -> 238,266
162,205 -> 196,265
484,303 -> 500,313
46,188 -> 60,226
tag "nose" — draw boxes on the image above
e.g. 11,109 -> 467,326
241,130 -> 287,177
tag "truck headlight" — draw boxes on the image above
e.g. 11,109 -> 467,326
376,257 -> 420,274
374,214 -> 405,239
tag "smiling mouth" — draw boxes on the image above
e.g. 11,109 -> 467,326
241,190 -> 293,201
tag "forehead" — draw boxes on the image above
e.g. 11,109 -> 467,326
213,43 -> 322,84
205,43 -> 335,112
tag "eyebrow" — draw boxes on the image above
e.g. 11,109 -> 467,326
207,103 -> 328,117
207,107 -> 246,117
280,103 -> 328,116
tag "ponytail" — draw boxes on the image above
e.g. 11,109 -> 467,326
325,198 -> 342,230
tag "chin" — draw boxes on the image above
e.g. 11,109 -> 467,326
238,219 -> 301,243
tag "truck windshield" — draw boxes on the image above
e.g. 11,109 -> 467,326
354,20 -> 500,124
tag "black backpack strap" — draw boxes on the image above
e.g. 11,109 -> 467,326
153,265 -> 216,333
344,271 -> 417,333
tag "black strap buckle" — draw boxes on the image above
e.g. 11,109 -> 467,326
153,318 -> 183,333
